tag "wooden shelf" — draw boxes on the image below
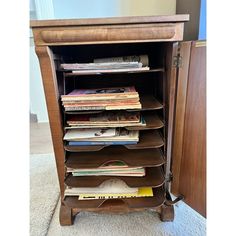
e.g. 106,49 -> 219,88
137,95 -> 163,111
125,130 -> 164,149
63,186 -> 165,210
64,130 -> 164,152
126,113 -> 164,130
65,147 -> 165,168
65,167 -> 165,188
64,95 -> 163,114
61,68 -> 164,76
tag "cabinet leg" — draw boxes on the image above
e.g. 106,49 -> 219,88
160,204 -> 174,222
59,204 -> 75,226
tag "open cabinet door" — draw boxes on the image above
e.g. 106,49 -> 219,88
171,41 -> 206,217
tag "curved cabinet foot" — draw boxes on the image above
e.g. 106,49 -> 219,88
59,204 -> 74,226
160,204 -> 174,222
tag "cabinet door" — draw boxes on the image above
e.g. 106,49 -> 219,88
171,41 -> 206,217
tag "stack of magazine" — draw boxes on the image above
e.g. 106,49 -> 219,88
61,86 -> 141,111
64,128 -> 139,145
67,160 -> 145,177
60,54 -> 149,74
65,111 -> 145,129
65,179 -> 153,200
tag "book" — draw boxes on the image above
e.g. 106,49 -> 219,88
67,111 -> 140,125
61,86 -> 141,111
64,179 -> 153,199
64,104 -> 141,111
93,55 -> 149,67
61,86 -> 139,101
65,179 -> 138,196
65,118 -> 145,129
71,171 -> 144,177
67,161 -> 145,176
64,128 -> 139,142
63,128 -> 116,141
61,61 -> 143,70
71,67 -> 149,74
67,141 -> 137,145
66,115 -> 146,129
62,98 -> 140,105
78,187 -> 153,200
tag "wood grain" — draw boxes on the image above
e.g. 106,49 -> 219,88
171,41 -> 191,193
35,46 -> 65,197
31,16 -> 190,223
164,43 -> 179,190
30,14 -> 189,28
65,147 -> 165,168
32,23 -> 184,46
171,41 -> 206,217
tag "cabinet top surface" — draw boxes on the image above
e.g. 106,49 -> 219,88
30,14 -> 189,28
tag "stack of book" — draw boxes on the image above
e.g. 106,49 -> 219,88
67,161 -> 145,177
64,179 -> 153,200
60,55 -> 149,74
65,111 -> 145,129
64,128 -> 139,145
61,86 -> 141,111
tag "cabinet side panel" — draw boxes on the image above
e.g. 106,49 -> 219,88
35,46 -> 65,196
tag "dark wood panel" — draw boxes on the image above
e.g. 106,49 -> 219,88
65,167 -> 165,188
171,41 -> 191,193
164,42 -> 179,189
65,147 -> 165,168
63,186 -> 165,210
171,41 -> 206,217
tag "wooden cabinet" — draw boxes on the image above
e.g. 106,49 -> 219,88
30,15 -> 206,225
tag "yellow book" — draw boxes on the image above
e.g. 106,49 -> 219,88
78,187 -> 153,200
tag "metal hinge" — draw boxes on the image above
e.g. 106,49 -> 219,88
166,172 -> 173,182
173,55 -> 182,68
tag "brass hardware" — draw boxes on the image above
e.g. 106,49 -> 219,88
173,55 -> 182,68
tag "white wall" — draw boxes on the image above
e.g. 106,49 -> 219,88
52,0 -> 176,19
30,38 -> 49,122
53,0 -> 120,19
30,0 -> 54,122
30,0 -> 176,122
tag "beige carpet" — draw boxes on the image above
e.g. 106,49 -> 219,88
30,153 -> 206,236
30,154 -> 60,236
